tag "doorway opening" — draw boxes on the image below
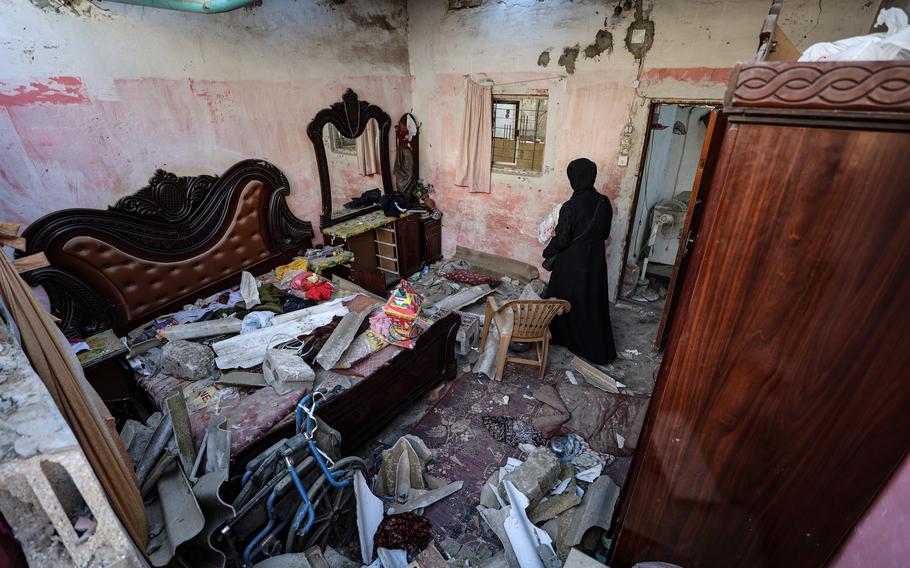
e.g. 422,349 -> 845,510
620,102 -> 718,347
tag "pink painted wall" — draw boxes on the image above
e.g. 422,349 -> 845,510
0,1 -> 412,243
0,75 -> 409,240
831,455 -> 910,568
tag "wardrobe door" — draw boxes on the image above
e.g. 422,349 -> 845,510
612,62 -> 910,568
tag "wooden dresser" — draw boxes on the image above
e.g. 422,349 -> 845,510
612,61 -> 910,568
324,210 -> 430,289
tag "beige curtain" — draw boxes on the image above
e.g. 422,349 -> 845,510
356,119 -> 380,176
455,77 -> 492,193
0,253 -> 148,548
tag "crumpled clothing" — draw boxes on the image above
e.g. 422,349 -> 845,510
290,271 -> 335,301
443,269 -> 500,287
482,416 -> 544,448
549,433 -> 614,472
240,311 -> 274,334
275,258 -> 309,281
282,296 -> 318,313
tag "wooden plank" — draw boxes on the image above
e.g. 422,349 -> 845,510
570,354 -> 618,394
0,235 -> 27,251
0,222 -> 20,237
12,252 -> 49,274
455,245 -> 539,282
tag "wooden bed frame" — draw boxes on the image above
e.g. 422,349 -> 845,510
21,158 -> 459,455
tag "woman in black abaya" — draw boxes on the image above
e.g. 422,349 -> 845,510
543,158 -> 617,364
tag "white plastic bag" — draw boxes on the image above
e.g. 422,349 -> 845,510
800,8 -> 910,61
537,203 -> 562,244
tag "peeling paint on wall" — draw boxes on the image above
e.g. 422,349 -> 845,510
0,77 -> 88,106
557,45 -> 580,74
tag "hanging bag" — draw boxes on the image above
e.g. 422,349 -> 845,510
542,197 -> 603,271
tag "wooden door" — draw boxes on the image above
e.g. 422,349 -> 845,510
653,109 -> 725,350
612,62 -> 910,568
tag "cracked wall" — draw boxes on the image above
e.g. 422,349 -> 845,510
0,0 -> 411,238
407,0 -> 875,300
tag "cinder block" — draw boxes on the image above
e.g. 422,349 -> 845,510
454,310 -> 482,356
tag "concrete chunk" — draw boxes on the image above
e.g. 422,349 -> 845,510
160,339 -> 215,381
499,446 -> 560,506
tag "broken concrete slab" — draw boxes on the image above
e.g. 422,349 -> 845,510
323,546 -> 360,568
414,543 -> 448,568
561,475 -> 620,552
162,317 -> 242,340
500,446 -> 560,507
433,284 -> 494,312
380,436 -> 430,496
528,489 -> 581,524
252,552 -> 313,567
216,370 -> 267,388
160,339 -> 215,381
386,480 -> 463,515
213,299 -> 349,369
262,349 -> 315,395
455,245 -> 540,282
316,308 -> 372,370
165,389 -> 197,475
564,548 -> 608,568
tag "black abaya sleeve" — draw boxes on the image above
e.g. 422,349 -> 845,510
543,202 -> 574,259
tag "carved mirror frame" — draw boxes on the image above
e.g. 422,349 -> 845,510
306,89 -> 393,229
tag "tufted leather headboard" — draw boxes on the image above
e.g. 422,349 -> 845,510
21,159 -> 314,338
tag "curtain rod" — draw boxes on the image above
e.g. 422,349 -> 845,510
464,75 -> 567,87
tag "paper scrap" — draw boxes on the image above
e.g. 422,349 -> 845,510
354,471 -> 383,564
575,464 -> 603,483
565,370 -> 579,385
377,548 -> 408,568
615,432 -> 625,450
549,478 -> 571,496
240,271 -> 260,308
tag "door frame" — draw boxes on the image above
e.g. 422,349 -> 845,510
618,99 -> 722,350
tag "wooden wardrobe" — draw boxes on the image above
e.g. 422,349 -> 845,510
612,61 -> 910,567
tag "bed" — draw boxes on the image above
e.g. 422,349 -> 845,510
21,159 -> 459,460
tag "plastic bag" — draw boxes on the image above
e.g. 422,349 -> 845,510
538,203 -> 562,244
799,8 -> 910,61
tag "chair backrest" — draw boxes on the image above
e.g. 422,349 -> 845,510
501,299 -> 571,340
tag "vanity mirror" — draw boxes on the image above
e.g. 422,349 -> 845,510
307,89 -> 393,229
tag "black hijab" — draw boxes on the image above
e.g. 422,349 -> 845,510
567,158 -> 597,192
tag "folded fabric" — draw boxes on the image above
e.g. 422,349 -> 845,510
443,269 -> 500,287
275,258 -> 309,281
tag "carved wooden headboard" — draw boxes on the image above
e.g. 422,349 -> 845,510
21,159 -> 314,338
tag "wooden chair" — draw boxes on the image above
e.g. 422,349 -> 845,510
479,296 -> 571,380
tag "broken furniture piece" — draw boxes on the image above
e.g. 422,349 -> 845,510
479,296 -> 570,380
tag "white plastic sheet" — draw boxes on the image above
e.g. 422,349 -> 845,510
800,8 -> 910,61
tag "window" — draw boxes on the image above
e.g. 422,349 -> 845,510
492,94 -> 548,174
327,124 -> 356,155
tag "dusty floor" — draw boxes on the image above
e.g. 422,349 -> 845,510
364,293 -> 666,482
